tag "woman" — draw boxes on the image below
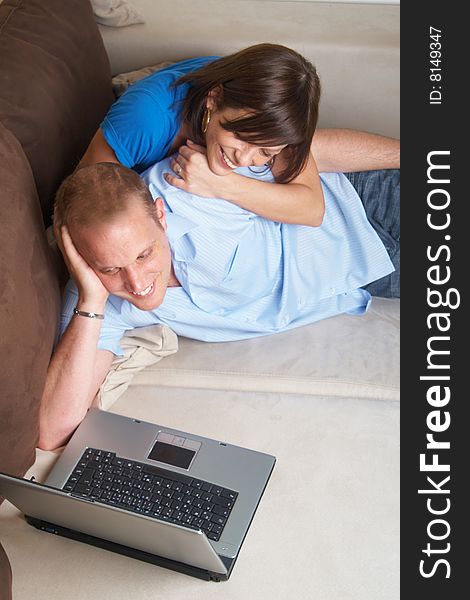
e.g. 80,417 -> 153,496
80,43 -> 398,227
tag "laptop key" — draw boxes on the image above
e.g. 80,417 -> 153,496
211,495 -> 233,509
180,514 -> 193,525
78,470 -> 95,485
221,489 -> 238,501
73,484 -> 92,496
213,505 -> 230,518
211,514 -> 227,526
211,524 -> 223,535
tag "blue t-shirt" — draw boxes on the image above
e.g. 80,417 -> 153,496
59,159 -> 394,356
101,56 -> 218,172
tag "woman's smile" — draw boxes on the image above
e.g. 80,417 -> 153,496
220,147 -> 237,170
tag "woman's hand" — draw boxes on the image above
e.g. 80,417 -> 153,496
56,225 -> 109,308
164,141 -> 228,198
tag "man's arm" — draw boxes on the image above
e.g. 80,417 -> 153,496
38,321 -> 114,450
311,128 -> 400,173
38,226 -> 112,450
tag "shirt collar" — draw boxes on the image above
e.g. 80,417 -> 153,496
165,212 -> 198,246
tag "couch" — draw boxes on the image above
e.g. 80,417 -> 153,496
0,1 -> 399,599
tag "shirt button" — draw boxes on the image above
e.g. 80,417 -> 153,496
330,287 -> 336,296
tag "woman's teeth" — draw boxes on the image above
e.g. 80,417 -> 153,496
131,282 -> 154,297
221,149 -> 237,169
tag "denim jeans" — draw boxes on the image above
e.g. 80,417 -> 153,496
344,169 -> 400,298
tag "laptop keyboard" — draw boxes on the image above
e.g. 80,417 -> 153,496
62,448 -> 238,542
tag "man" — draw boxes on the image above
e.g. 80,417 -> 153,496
39,158 -> 399,450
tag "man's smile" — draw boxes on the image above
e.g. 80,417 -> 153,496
129,281 -> 155,297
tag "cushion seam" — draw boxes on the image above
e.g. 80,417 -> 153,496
0,0 -> 22,36
146,368 -> 399,391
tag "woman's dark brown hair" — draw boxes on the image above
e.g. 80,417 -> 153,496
176,43 -> 321,183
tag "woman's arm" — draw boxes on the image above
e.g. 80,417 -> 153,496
79,128 -> 120,168
166,145 -> 325,226
311,128 -> 400,173
221,151 -> 325,226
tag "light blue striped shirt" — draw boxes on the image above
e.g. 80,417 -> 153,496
60,159 -> 394,355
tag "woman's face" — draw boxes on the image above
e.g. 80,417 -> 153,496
203,99 -> 286,176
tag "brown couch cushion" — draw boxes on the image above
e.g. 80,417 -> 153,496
0,122 -> 60,479
0,0 -> 114,224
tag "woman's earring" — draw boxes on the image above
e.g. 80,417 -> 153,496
201,108 -> 211,133
266,156 -> 275,168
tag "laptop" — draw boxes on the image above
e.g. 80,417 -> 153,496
0,408 -> 275,581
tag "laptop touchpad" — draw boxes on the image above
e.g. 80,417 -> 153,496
148,432 -> 201,470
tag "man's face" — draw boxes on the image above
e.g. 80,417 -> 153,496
71,198 -> 174,311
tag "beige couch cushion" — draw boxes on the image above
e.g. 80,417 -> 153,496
130,297 -> 400,402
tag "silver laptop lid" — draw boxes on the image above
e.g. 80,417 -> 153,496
0,473 -> 227,575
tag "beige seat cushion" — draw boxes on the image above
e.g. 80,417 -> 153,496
131,297 -> 400,402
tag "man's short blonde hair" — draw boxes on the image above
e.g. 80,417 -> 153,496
54,162 -> 160,230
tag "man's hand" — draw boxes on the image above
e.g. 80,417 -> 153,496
56,225 -> 109,308
164,141 -> 228,197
